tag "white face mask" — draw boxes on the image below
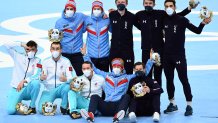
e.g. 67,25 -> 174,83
83,69 -> 92,77
65,10 -> 74,17
166,7 -> 174,16
113,68 -> 121,75
93,10 -> 102,17
27,51 -> 35,59
52,51 -> 60,59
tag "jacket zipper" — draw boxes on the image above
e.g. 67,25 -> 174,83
87,79 -> 92,98
23,58 -> 31,79
55,61 -> 57,88
97,20 -> 100,58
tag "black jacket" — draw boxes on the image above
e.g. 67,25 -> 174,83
163,14 -> 205,55
109,9 -> 140,54
135,8 -> 191,52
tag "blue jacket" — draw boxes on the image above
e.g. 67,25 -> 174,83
55,11 -> 87,54
84,13 -> 110,58
84,55 -> 153,102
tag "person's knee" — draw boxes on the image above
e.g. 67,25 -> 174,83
90,94 -> 101,100
30,80 -> 40,89
68,90 -> 77,98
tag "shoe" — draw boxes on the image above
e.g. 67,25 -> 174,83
164,103 -> 178,114
28,107 -> 36,114
81,109 -> 94,123
184,105 -> 193,116
113,110 -> 125,123
128,112 -> 137,122
69,111 -> 82,119
60,107 -> 69,115
153,112 -> 160,122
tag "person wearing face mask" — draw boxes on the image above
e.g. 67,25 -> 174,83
135,0 -> 198,87
68,61 -> 105,119
163,0 -> 211,116
84,0 -> 110,72
3,40 -> 41,115
80,46 -> 154,123
55,0 -> 88,76
127,62 -> 163,122
37,42 -> 73,115
108,0 -> 141,74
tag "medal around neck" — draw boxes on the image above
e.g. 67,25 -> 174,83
48,29 -> 63,42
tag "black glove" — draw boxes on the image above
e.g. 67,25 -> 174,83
135,71 -> 145,77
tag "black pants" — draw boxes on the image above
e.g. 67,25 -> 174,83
91,57 -> 109,72
142,49 -> 163,87
129,94 -> 161,116
163,54 -> 193,101
62,52 -> 84,76
109,51 -> 134,74
88,94 -> 130,116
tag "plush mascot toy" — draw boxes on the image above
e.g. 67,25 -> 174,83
42,102 -> 57,116
131,82 -> 148,97
200,6 -> 213,19
189,0 -> 200,9
151,52 -> 161,67
48,29 -> 63,42
16,103 -> 31,115
70,77 -> 85,92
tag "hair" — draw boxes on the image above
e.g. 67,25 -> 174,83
143,0 -> 155,4
115,0 -> 128,4
26,40 -> 37,48
164,0 -> 176,6
134,62 -> 145,69
83,61 -> 93,68
50,42 -> 62,49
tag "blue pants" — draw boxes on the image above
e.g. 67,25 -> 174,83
68,90 -> 90,113
7,80 -> 40,115
38,83 -> 70,114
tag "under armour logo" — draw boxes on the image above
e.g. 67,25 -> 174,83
165,25 -> 168,28
143,20 -> 147,23
127,59 -> 131,62
113,20 -> 117,23
176,61 -> 181,64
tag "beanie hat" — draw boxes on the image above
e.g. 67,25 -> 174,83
92,0 -> 104,11
112,58 -> 124,69
65,0 -> 76,11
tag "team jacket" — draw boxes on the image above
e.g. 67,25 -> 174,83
3,41 -> 41,88
84,12 -> 110,58
55,11 -> 87,54
135,7 -> 191,51
84,55 -> 154,102
40,56 -> 73,90
79,74 -> 105,99
109,9 -> 140,54
163,14 -> 205,55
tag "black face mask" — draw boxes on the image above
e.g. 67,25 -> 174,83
117,4 -> 126,11
144,6 -> 153,11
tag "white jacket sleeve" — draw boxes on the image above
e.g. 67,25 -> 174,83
3,41 -> 22,59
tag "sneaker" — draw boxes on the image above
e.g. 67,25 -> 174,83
113,110 -> 125,123
28,107 -> 36,114
69,111 -> 82,119
128,112 -> 137,122
184,105 -> 193,116
81,109 -> 94,123
153,112 -> 160,122
60,107 -> 69,115
164,103 -> 178,114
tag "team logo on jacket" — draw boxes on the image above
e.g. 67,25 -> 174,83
143,20 -> 147,23
113,20 -> 117,23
